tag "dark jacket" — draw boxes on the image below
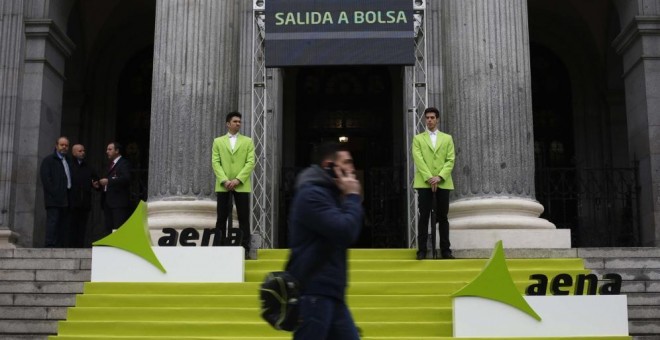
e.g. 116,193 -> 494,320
40,150 -> 69,208
101,156 -> 132,209
287,165 -> 362,301
69,158 -> 98,210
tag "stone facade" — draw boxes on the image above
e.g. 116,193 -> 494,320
0,0 -> 658,248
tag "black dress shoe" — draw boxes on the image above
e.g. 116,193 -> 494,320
441,251 -> 455,259
416,250 -> 427,260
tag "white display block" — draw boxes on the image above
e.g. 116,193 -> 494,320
91,246 -> 244,282
454,295 -> 629,337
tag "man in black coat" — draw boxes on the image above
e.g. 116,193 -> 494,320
40,136 -> 72,247
98,142 -> 132,234
68,144 -> 99,247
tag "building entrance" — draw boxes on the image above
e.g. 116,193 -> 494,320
279,66 -> 407,248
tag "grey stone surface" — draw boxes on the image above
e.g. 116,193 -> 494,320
629,305 -> 660,319
13,17 -> 74,248
0,0 -> 24,241
0,249 -> 14,258
79,258 -> 91,270
604,258 -> 660,269
0,320 -> 57,334
0,270 -> 35,281
622,281 -> 648,293
35,269 -> 90,282
0,259 -> 79,270
441,0 -> 535,199
583,258 -> 605,269
579,247 -> 660,258
11,293 -> 76,307
627,293 -> 660,306
148,0 -> 240,201
613,7 -> 660,246
455,248 -> 577,259
13,248 -> 90,259
590,268 -> 660,281
0,306 -> 48,319
0,282 -> 83,294
630,320 -> 660,335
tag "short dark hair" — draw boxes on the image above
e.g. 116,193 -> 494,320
56,136 -> 69,144
314,142 -> 345,165
424,107 -> 440,118
226,112 -> 242,123
109,142 -> 123,155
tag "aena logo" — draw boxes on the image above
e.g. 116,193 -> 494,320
526,273 -> 622,295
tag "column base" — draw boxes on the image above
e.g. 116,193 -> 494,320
448,197 -> 571,248
148,200 -> 217,243
0,229 -> 19,248
450,229 -> 571,249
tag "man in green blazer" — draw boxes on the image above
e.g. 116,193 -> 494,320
212,112 -> 256,256
412,107 -> 455,260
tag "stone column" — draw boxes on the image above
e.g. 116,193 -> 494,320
147,0 -> 240,241
0,0 -> 24,247
440,0 -> 570,248
613,1 -> 660,246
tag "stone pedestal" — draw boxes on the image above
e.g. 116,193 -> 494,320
147,0 -> 240,238
440,0 -> 570,248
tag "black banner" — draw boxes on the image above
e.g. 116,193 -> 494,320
265,0 -> 414,67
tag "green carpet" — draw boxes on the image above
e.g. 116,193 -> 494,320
50,249 -> 631,340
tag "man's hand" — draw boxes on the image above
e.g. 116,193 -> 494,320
92,180 -> 100,189
224,179 -> 241,191
334,166 -> 361,196
99,178 -> 108,186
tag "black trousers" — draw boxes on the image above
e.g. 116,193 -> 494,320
416,188 -> 451,252
45,207 -> 69,247
216,191 -> 251,250
103,205 -> 130,235
69,208 -> 89,247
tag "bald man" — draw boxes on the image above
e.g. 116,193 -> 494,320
69,144 -> 98,247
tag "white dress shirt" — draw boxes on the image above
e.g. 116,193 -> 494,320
228,133 -> 238,150
428,129 -> 438,148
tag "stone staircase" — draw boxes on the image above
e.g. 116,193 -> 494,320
0,248 -> 91,340
579,248 -> 660,340
0,247 -> 659,339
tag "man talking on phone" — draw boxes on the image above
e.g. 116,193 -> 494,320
287,142 -> 363,340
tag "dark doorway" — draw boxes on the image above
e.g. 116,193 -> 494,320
279,66 -> 407,248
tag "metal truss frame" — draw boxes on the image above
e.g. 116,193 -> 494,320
406,1 -> 429,248
251,0 -> 428,249
250,0 -> 277,248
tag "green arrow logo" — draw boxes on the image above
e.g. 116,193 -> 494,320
452,240 -> 541,321
92,200 -> 166,273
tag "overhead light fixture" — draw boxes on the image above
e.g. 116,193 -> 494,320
339,136 -> 348,143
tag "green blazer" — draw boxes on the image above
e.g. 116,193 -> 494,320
211,133 -> 256,193
412,130 -> 455,190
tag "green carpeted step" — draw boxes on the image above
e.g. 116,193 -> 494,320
64,306 -> 451,323
245,268 -> 589,283
75,294 -> 261,308
83,282 -> 261,295
81,281 -> 535,296
245,258 -> 586,271
51,337 -> 632,340
57,320 -> 453,337
50,249 -> 630,339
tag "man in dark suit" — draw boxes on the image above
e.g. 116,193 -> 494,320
99,142 -> 132,234
40,136 -> 72,247
69,144 -> 99,247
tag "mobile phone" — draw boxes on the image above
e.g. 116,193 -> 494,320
325,162 -> 338,178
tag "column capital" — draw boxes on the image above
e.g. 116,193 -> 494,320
24,19 -> 75,78
613,16 -> 660,56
